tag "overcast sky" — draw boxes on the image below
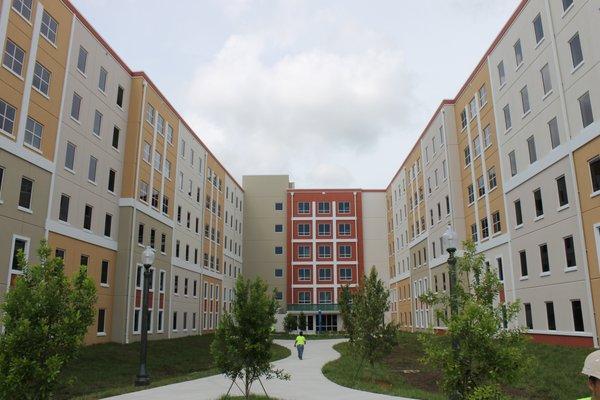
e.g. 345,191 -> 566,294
72,0 -> 520,189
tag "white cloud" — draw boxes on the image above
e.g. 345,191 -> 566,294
185,7 -> 417,187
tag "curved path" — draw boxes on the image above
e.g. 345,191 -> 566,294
106,339 -> 415,400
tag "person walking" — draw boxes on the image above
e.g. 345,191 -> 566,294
580,349 -> 600,400
294,331 -> 306,360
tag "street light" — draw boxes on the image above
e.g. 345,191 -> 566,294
135,246 -> 155,386
442,225 -> 459,400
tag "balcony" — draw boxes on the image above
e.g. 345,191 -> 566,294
287,304 -> 340,312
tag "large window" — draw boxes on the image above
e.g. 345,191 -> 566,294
3,39 -> 25,76
0,99 -> 17,135
338,223 -> 351,236
540,63 -> 552,95
32,62 -> 51,96
590,157 -> 600,193
299,291 -> 311,304
569,32 -> 584,68
77,46 -> 88,74
298,268 -> 311,281
24,117 -> 43,150
11,237 -> 28,271
112,126 -> 120,149
12,0 -> 32,20
579,92 -> 594,128
338,201 -> 350,214
540,243 -> 550,273
117,86 -> 125,108
572,300 -> 584,332
40,10 -> 58,44
340,267 -> 352,281
556,175 -> 569,207
514,39 -> 523,67
534,188 -> 544,217
548,117 -> 560,149
514,199 -> 523,226
104,214 -> 112,237
97,309 -> 106,335
59,194 -> 70,222
318,245 -> 331,258
519,250 -> 528,277
509,151 -> 517,177
488,167 -> 497,190
71,92 -> 82,121
564,236 -> 576,268
524,303 -> 533,329
93,110 -> 103,136
546,302 -> 556,331
318,268 -> 332,281
83,204 -> 93,230
492,211 -> 501,234
318,202 -> 330,214
533,14 -> 544,44
298,223 -> 310,236
318,291 -> 332,304
88,156 -> 97,183
527,135 -> 537,164
297,202 -> 310,214
101,260 -> 109,285
464,146 -> 471,166
498,61 -> 506,87
339,245 -> 351,258
318,223 -> 330,236
503,104 -> 512,131
298,245 -> 310,258
19,177 -> 33,210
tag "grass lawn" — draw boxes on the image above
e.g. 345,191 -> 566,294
322,331 -> 591,400
56,334 -> 291,400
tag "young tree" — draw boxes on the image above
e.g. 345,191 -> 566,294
283,313 -> 298,333
0,240 -> 97,400
211,276 -> 289,399
419,241 -> 530,400
338,267 -> 397,376
297,311 -> 307,331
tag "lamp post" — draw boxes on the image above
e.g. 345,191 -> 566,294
135,246 -> 155,386
442,225 -> 459,400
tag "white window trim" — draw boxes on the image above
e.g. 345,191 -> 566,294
8,234 -> 30,275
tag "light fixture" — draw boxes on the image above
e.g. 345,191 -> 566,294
442,224 -> 458,251
142,246 -> 155,266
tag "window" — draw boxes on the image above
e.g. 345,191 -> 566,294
477,175 -> 485,197
520,86 -> 530,114
180,139 -> 186,157
540,64 -> 552,95
464,146 -> 471,166
101,260 -> 109,285
112,126 -> 120,149
105,169 -> 116,193
514,199 -> 523,226
71,92 -> 82,120
174,276 -> 179,294
503,104 -> 512,131
471,223 -> 478,242
569,33 -> 584,68
534,188 -> 544,217
104,213 -> 112,237
319,291 -> 332,304
111,84 -> 123,108
318,223 -> 330,236
339,245 -> 351,258
497,61 -> 507,88
18,177 -> 33,210
564,236 -> 576,268
97,309 -> 106,334
275,202 -> 283,211
467,184 -> 475,204
460,109 -> 467,129
40,10 -> 58,44
298,202 -> 310,214
579,92 -> 594,128
572,300 -> 584,332
32,62 -> 51,96
275,224 -> 283,233
492,211 -> 501,234
91,110 -> 103,136
59,194 -> 70,222
153,151 -> 162,171
298,245 -> 310,258
533,14 -> 544,44
514,39 -> 523,66
137,223 -> 144,244
469,97 -> 477,119
548,117 -> 560,149
478,84 -> 487,107
318,202 -> 330,214
556,175 -> 569,207
83,204 -> 93,230
339,223 -> 351,236
88,156 -> 97,183
275,246 -> 283,255
3,39 -> 25,76
527,135 -> 537,164
338,202 -> 350,214
24,117 -> 43,150
546,302 -> 556,331
299,291 -> 311,304
146,103 -> 155,125
13,0 -> 32,20
473,136 -> 481,158
77,46 -> 89,74
11,237 -> 28,271
275,268 -> 283,277
299,268 -> 311,281
172,312 -> 178,331
540,243 -> 550,273
156,114 -> 165,136
509,150 -> 517,177
340,267 -> 352,281
520,250 -> 528,277
98,68 -> 108,93
496,257 -> 504,281
318,245 -> 331,258
139,181 -> 148,203
319,268 -> 332,280
590,157 -> 600,193
524,303 -> 533,329
446,195 -> 450,215
143,142 -> 151,163
482,125 -> 491,148
481,218 -> 489,239
488,167 -> 497,190
298,223 -> 310,236
0,99 -> 17,135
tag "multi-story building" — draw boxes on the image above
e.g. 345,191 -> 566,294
0,0 -> 242,345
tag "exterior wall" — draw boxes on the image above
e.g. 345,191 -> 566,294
242,175 -> 289,309
223,175 -> 243,312
362,191 -> 388,281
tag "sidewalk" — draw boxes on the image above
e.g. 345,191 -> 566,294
105,339 -> 415,400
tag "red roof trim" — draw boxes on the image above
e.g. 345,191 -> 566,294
62,0 -> 243,191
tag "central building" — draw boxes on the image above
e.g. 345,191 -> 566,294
243,176 -> 388,332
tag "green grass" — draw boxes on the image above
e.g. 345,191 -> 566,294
322,331 -> 592,400
56,334 -> 291,400
272,332 -> 347,340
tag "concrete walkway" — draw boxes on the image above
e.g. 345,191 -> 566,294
106,339 -> 415,400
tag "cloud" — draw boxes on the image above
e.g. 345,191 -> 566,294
184,6 -> 417,187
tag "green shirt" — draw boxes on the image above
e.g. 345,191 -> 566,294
295,335 -> 306,346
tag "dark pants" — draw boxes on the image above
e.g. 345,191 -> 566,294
296,345 -> 304,359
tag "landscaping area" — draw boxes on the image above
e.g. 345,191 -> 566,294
56,334 -> 290,400
322,331 -> 591,400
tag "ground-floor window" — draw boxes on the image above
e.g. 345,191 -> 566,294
316,314 -> 338,332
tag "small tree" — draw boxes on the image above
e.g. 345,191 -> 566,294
338,267 -> 397,377
297,311 -> 307,332
419,241 -> 530,400
283,313 -> 298,333
211,276 -> 289,399
0,240 -> 97,400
